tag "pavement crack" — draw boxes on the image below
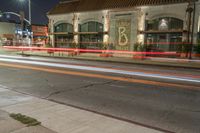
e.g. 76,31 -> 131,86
72,80 -> 116,91
44,90 -> 62,99
44,80 -> 116,99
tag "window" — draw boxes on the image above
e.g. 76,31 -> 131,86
80,21 -> 103,32
54,23 -> 73,48
79,21 -> 104,49
54,23 -> 73,33
145,17 -> 184,52
146,17 -> 183,31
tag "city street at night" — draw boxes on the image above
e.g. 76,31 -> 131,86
0,55 -> 199,133
1,0 -> 200,132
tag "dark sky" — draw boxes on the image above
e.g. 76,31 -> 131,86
0,0 -> 60,25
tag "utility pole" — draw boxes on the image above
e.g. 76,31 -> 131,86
187,0 -> 196,59
29,0 -> 31,24
19,0 -> 32,46
19,11 -> 25,45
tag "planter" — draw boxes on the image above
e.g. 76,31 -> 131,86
47,50 -> 54,56
180,53 -> 187,58
68,51 -> 79,56
176,53 -> 181,58
193,53 -> 200,58
99,53 -> 113,57
133,55 -> 146,60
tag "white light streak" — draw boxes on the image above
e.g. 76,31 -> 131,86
0,55 -> 199,83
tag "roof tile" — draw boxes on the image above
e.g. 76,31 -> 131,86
48,0 -> 190,15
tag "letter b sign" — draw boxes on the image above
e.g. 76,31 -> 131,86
118,27 -> 128,46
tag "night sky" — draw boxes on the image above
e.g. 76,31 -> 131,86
0,0 -> 60,25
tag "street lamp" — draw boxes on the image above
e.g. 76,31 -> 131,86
19,0 -> 31,25
19,0 -> 32,46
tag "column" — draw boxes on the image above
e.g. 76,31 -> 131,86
73,13 -> 79,46
103,11 -> 110,48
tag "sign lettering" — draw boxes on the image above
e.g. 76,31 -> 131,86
118,27 -> 128,46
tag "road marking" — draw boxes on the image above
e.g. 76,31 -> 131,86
2,54 -> 199,79
0,62 -> 199,90
0,57 -> 199,83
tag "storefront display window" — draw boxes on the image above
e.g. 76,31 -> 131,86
146,17 -> 183,31
145,17 -> 183,52
54,23 -> 73,48
79,21 -> 103,49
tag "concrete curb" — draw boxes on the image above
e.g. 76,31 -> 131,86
1,48 -> 200,69
18,53 -> 200,70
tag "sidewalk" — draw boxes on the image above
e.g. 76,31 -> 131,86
1,48 -> 200,69
0,85 -> 163,133
0,88 -> 55,133
0,110 -> 55,133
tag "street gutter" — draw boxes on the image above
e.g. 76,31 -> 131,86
17,53 -> 200,70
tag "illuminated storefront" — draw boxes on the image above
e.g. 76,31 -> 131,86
48,0 -> 200,53
79,21 -> 104,49
0,22 -> 15,45
144,17 -> 184,52
32,25 -> 48,47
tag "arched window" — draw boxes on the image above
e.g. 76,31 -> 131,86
54,23 -> 73,48
146,17 -> 183,31
145,17 -> 184,52
54,23 -> 73,33
80,21 -> 103,32
79,21 -> 104,49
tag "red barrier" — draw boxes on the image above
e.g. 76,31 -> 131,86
3,46 -> 179,56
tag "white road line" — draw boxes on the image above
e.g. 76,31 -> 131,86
0,57 -> 199,83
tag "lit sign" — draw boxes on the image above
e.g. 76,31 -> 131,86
118,27 -> 128,46
116,19 -> 131,50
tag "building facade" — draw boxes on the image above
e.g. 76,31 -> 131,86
0,20 -> 48,46
48,0 -> 200,53
0,22 -> 16,45
31,24 -> 48,46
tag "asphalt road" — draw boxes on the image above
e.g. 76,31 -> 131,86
0,55 -> 199,133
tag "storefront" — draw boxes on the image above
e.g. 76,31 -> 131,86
0,22 -> 16,46
144,17 -> 184,52
48,0 -> 200,54
32,24 -> 48,47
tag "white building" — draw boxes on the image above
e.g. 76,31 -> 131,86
48,0 -> 200,53
0,22 -> 16,45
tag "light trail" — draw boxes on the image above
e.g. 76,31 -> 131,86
3,46 -> 178,55
0,56 -> 199,83
0,54 -> 199,78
